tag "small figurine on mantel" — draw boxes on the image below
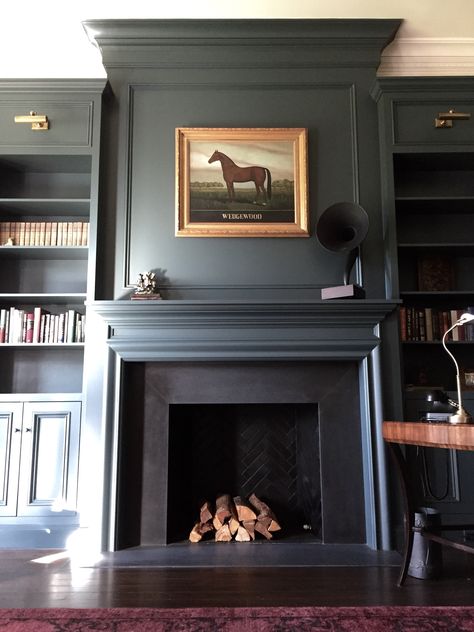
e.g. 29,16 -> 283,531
131,271 -> 162,300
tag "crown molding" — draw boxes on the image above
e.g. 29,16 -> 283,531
83,19 -> 401,70
378,38 -> 474,76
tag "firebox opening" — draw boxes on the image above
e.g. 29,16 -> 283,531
167,403 -> 321,544
116,360 -> 366,552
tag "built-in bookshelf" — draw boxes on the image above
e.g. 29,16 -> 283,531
0,81 -> 104,547
0,153 -> 92,392
373,77 -> 474,531
394,152 -> 474,390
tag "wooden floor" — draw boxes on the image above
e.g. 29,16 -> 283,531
0,548 -> 472,608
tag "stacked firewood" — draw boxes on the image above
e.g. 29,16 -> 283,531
189,493 -> 281,543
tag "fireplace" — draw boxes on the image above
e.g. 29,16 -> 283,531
117,360 -> 365,549
82,299 -> 396,556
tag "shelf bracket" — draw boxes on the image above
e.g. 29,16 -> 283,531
14,111 -> 49,131
435,109 -> 471,129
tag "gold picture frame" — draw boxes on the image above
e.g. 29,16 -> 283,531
176,127 -> 309,237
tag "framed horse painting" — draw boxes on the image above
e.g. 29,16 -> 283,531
175,127 -> 309,237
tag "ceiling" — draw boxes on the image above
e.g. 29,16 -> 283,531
1,1 -> 474,77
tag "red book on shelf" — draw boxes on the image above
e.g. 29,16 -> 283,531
25,312 -> 34,343
399,307 -> 407,341
0,308 -> 7,343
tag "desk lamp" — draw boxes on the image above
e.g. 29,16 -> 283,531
441,312 -> 474,424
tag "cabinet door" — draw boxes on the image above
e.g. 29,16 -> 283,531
17,401 -> 81,517
0,403 -> 23,517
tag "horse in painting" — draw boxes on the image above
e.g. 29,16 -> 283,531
208,150 -> 272,204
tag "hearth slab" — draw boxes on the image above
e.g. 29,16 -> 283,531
90,543 -> 401,569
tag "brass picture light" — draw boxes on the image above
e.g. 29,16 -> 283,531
14,111 -> 49,130
435,108 -> 471,128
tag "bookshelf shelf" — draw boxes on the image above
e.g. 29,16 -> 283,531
402,340 -> 473,345
0,198 -> 91,215
0,343 -> 85,348
0,246 -> 88,260
0,292 -> 86,303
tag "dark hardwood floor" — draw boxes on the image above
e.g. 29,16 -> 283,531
0,548 -> 472,608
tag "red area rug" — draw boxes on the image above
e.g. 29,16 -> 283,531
0,606 -> 473,631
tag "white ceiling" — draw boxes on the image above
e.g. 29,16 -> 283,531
1,0 -> 474,77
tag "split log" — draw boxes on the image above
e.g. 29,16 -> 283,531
235,525 -> 252,542
243,520 -> 256,540
229,517 -> 240,536
215,493 -> 236,525
254,520 -> 273,540
213,515 -> 223,531
249,493 -> 282,532
233,496 -> 257,522
200,500 -> 213,524
215,523 -> 233,542
189,521 -> 213,543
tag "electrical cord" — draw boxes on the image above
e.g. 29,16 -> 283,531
418,446 -> 450,501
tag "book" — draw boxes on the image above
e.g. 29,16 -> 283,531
19,222 -> 26,246
0,309 -> 6,343
81,222 -> 89,246
57,222 -> 64,246
67,309 -> 77,342
50,222 -> 58,246
32,307 -> 43,343
424,308 -> 433,341
25,312 -> 35,343
45,221 -> 52,246
417,255 -> 455,292
399,306 -> 407,341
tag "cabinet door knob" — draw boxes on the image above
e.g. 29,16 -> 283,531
14,428 -> 21,433
25,427 -> 32,432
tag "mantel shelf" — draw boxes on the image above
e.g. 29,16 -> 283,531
88,299 -> 398,362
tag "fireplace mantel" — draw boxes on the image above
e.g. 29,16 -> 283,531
88,299 -> 398,362
81,298 -> 397,553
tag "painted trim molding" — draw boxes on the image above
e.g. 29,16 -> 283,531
88,299 -> 398,362
379,38 -> 474,77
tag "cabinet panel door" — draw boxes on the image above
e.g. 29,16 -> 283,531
0,403 -> 23,517
17,401 -> 81,517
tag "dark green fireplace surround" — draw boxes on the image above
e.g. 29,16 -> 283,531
81,19 -> 402,555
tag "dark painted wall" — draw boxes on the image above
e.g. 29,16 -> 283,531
88,19 -> 400,300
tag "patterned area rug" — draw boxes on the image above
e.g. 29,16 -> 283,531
0,606 -> 473,631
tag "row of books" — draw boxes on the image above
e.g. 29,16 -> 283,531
399,306 -> 474,342
0,307 -> 85,344
0,221 -> 89,247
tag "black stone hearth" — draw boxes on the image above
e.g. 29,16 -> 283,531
117,361 -> 365,550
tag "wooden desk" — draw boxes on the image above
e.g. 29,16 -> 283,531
383,421 -> 474,586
